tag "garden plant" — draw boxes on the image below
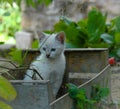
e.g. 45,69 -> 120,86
49,8 -> 120,59
67,83 -> 110,109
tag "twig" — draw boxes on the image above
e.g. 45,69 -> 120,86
0,59 -> 18,68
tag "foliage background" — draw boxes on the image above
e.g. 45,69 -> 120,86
0,2 -> 21,44
0,1 -> 120,59
51,8 -> 120,59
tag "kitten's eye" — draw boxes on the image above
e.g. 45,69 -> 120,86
51,48 -> 56,51
43,47 -> 46,51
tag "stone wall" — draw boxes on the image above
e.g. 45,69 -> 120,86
92,0 -> 120,19
21,0 -> 120,32
21,0 -> 89,31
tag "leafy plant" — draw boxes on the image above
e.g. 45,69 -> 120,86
67,83 -> 109,109
0,2 -> 21,43
67,83 -> 95,109
0,0 -> 52,44
51,7 -> 120,59
52,8 -> 108,48
0,42 -> 4,44
0,75 -> 17,109
32,40 -> 39,49
25,0 -> 53,7
8,48 -> 28,66
0,0 -> 53,7
91,85 -> 109,103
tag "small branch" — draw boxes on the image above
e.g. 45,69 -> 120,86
0,59 -> 18,68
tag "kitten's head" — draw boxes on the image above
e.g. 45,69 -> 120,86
37,31 -> 65,59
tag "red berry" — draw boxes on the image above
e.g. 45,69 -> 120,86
108,57 -> 116,65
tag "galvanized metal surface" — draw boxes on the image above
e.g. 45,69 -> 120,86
0,48 -> 110,109
7,80 -> 53,109
23,48 -> 108,73
50,65 -> 111,109
65,48 -> 108,73
5,65 -> 111,109
22,48 -> 108,90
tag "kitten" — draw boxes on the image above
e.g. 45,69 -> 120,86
24,31 -> 66,98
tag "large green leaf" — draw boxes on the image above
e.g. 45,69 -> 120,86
87,8 -> 107,43
77,19 -> 87,28
115,16 -> 120,32
54,17 -> 87,47
9,48 -> 22,65
65,24 -> 85,47
0,101 -> 12,109
0,76 -> 17,101
54,20 -> 67,32
100,33 -> 114,44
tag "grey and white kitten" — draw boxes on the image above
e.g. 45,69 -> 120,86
24,31 -> 66,98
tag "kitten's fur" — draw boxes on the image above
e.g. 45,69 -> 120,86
24,31 -> 66,97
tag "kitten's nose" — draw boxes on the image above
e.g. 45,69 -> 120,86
46,54 -> 50,58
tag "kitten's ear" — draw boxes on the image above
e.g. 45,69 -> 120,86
35,31 -> 47,42
55,31 -> 65,44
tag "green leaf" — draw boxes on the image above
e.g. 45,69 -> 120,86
37,0 -> 53,6
76,88 -> 86,100
100,33 -> 114,44
117,49 -> 120,57
32,40 -> 39,48
43,0 -> 53,6
15,0 -> 21,7
7,0 -> 13,6
115,16 -> 120,32
0,101 -> 12,109
91,85 -> 109,102
65,24 -> 85,47
87,8 -> 107,42
9,48 -> 22,65
109,49 -> 118,59
115,32 -> 120,44
26,0 -> 35,7
38,0 -> 42,4
0,42 -> 4,44
65,43 -> 77,48
77,19 -> 87,28
0,76 -> 17,101
98,87 -> 109,100
67,83 -> 80,99
3,12 -> 11,16
54,20 -> 67,32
